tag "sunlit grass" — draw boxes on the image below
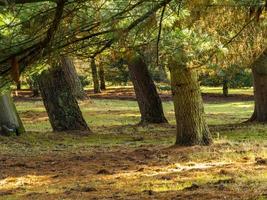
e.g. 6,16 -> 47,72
85,85 -> 254,95
10,94 -> 266,157
1,88 -> 266,199
201,86 -> 253,95
15,98 -> 255,132
0,175 -> 51,191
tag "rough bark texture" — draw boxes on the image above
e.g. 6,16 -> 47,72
169,63 -> 212,146
38,67 -> 90,132
61,56 -> 86,99
250,49 -> 267,122
91,58 -> 101,93
0,92 -> 25,135
99,65 -> 106,90
128,54 -> 167,124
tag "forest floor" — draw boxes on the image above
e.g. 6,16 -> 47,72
0,87 -> 266,200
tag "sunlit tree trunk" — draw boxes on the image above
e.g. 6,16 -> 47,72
169,60 -> 212,146
99,65 -> 106,90
159,65 -> 169,83
61,56 -> 86,99
249,49 -> 267,122
38,66 -> 90,132
0,92 -> 25,135
90,58 -> 101,93
128,54 -> 167,124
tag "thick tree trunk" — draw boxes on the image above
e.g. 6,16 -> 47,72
90,58 -> 101,93
249,49 -> 267,122
61,56 -> 86,99
38,66 -> 90,132
0,92 -> 25,135
169,63 -> 212,146
127,54 -> 167,124
99,65 -> 106,90
222,79 -> 229,97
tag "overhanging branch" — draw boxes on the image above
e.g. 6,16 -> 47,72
0,0 -> 57,6
0,0 -> 66,75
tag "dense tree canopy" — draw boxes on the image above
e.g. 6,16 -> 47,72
0,0 -> 265,86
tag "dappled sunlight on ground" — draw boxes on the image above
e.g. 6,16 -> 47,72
0,135 -> 266,199
1,88 -> 265,199
0,175 -> 51,191
15,98 -> 255,132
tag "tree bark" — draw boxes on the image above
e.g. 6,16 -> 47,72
38,66 -> 90,132
222,79 -> 229,97
29,78 -> 39,97
32,88 -> 39,97
249,49 -> 267,122
90,58 -> 101,93
99,65 -> 106,90
169,62 -> 212,146
16,81 -> 21,90
0,92 -> 25,135
127,54 -> 167,124
61,56 -> 86,99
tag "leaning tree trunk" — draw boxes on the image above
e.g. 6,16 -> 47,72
90,58 -> 101,93
169,62 -> 212,146
38,66 -> 90,132
99,65 -> 106,90
61,56 -> 86,99
249,49 -> 267,122
127,54 -> 167,124
0,92 -> 25,135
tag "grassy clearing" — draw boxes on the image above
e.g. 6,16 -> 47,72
86,85 -> 254,96
0,89 -> 266,200
15,99 -> 254,132
201,86 -> 253,95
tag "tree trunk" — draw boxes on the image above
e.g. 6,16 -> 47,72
99,65 -> 106,90
0,92 -> 25,135
222,79 -> 229,97
38,66 -> 90,132
159,65 -> 169,83
29,78 -> 39,97
249,49 -> 267,122
127,54 -> 167,124
90,58 -> 101,93
32,87 -> 39,97
169,63 -> 212,146
61,56 -> 86,99
16,81 -> 21,90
